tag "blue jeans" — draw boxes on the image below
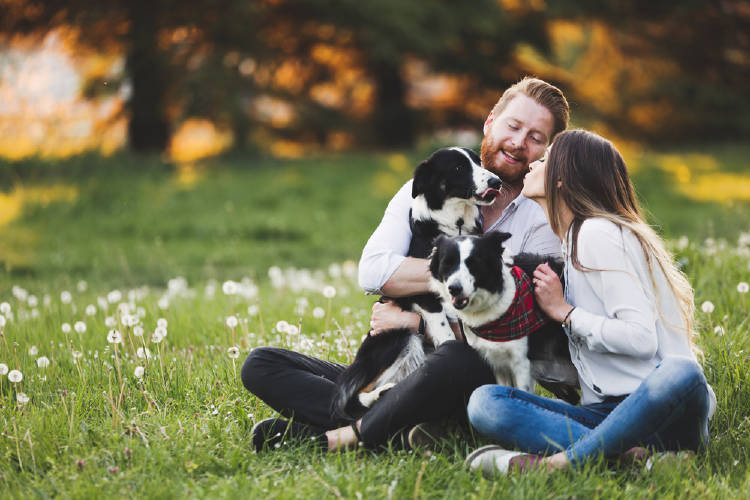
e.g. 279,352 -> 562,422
467,356 -> 711,467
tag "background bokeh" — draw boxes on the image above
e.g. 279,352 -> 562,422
1,0 -> 749,287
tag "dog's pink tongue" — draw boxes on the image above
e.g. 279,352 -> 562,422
482,188 -> 500,198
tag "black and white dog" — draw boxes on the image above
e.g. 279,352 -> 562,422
429,231 -> 579,404
332,147 -> 502,421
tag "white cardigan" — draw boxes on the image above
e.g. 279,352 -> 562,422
564,218 -> 716,417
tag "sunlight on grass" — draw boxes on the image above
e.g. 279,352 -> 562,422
168,119 -> 233,165
0,185 -> 78,226
655,153 -> 750,203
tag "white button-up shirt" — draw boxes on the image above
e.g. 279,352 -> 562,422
564,218 -> 716,416
358,179 -> 560,294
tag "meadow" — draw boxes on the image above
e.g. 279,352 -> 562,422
1,144 -> 750,498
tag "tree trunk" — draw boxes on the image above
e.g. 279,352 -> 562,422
371,59 -> 414,148
126,0 -> 169,152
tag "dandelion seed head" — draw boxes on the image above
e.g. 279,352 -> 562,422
61,323 -> 72,334
72,350 -> 82,359
0,315 -> 6,328
28,345 -> 38,356
105,316 -> 116,328
0,363 -> 7,375
8,369 -> 22,383
0,302 -> 10,315
97,297 -> 108,310
222,280 -> 238,295
322,286 -> 336,299
714,326 -> 726,336
275,320 -> 290,333
77,280 -> 88,292
86,304 -> 97,316
226,316 -> 239,329
247,305 -> 259,316
27,295 -> 38,307
134,366 -> 145,378
74,321 -> 86,334
158,296 -> 170,310
107,290 -> 122,303
107,329 -> 122,344
133,326 -> 144,337
227,346 -> 240,359
701,301 -> 715,314
151,330 -> 164,344
37,356 -> 50,368
16,392 -> 29,404
60,291 -> 72,304
738,282 -> 749,294
312,307 -> 325,319
136,347 -> 152,359
287,324 -> 299,335
157,318 -> 168,329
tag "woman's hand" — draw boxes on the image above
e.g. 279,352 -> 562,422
533,263 -> 573,323
370,300 -> 420,335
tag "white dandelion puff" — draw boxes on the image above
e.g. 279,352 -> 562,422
275,320 -> 290,333
322,286 -> 336,299
60,291 -> 72,304
227,346 -> 240,359
155,326 -> 167,338
247,305 -> 259,316
151,330 -> 164,344
107,290 -> 122,303
312,307 -> 325,319
287,324 -> 299,335
0,363 -> 8,375
714,326 -> 726,336
74,321 -> 86,334
16,392 -> 29,404
226,316 -> 239,329
27,295 -> 38,307
28,345 -> 38,356
107,329 -> 123,344
0,302 -> 10,315
37,356 -> 50,368
72,350 -> 83,359
105,316 -> 117,328
134,366 -> 145,379
8,369 -> 23,383
157,318 -> 168,329
136,347 -> 152,359
701,301 -> 715,314
157,296 -> 170,310
738,282 -> 749,294
222,280 -> 239,295
133,325 -> 144,337
77,280 -> 88,292
0,315 -> 5,328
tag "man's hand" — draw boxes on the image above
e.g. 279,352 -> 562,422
370,300 -> 420,335
532,262 -> 572,323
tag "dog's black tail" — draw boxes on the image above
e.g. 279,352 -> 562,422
332,329 -> 414,422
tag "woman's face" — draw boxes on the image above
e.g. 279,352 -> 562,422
521,148 -> 549,200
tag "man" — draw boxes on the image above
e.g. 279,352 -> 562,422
243,77 -> 570,452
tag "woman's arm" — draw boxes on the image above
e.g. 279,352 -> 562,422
535,222 -> 659,360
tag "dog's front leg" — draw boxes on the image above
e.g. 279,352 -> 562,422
419,309 -> 455,346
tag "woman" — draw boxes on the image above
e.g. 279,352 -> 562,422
465,129 -> 716,474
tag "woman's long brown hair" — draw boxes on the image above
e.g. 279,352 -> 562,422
546,130 -> 697,350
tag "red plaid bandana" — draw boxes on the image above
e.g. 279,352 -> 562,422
473,266 -> 548,342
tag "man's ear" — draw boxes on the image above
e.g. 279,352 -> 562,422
483,110 -> 494,136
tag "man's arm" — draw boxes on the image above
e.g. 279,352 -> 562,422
358,180 -> 432,297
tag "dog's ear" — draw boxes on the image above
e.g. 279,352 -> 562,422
428,235 -> 446,277
412,159 -> 430,198
461,147 -> 481,167
485,231 -> 512,247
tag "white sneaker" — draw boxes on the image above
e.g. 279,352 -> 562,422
464,445 -> 527,476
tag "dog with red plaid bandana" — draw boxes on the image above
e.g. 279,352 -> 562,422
429,231 -> 579,403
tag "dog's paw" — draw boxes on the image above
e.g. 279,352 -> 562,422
358,382 -> 396,408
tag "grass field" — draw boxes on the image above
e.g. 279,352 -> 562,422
1,145 -> 750,498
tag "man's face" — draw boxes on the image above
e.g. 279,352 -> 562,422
480,94 -> 554,183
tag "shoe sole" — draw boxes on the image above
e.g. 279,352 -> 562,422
464,445 -> 507,471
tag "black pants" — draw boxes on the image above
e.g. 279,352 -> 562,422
241,340 -> 496,448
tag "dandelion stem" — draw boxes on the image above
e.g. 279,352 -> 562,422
12,419 -> 23,472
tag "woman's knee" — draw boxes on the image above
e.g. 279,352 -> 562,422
654,356 -> 706,392
467,384 -> 515,436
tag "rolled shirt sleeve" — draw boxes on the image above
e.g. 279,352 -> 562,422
357,180 -> 414,294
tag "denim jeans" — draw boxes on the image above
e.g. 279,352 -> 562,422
467,356 -> 711,467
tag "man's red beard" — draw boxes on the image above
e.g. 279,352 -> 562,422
480,136 -> 528,183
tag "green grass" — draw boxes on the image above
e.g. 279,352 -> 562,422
0,146 -> 749,498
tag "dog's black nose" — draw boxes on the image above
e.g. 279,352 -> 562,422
448,283 -> 463,297
488,177 -> 502,189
